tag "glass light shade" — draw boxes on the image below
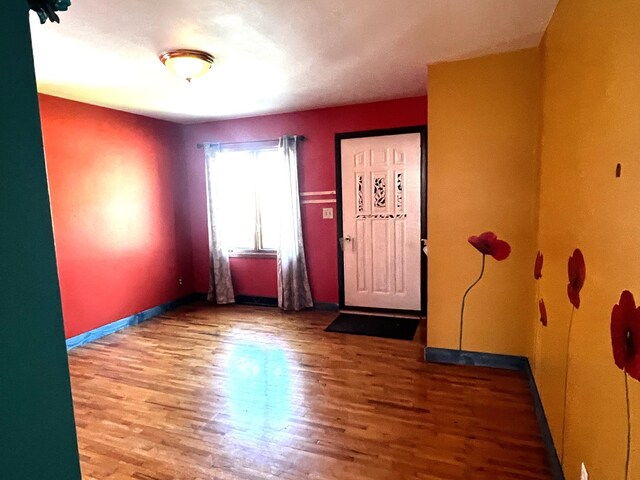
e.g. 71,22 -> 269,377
160,50 -> 214,82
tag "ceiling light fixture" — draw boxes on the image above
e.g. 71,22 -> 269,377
159,49 -> 215,82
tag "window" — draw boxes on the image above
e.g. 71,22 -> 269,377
212,145 -> 281,254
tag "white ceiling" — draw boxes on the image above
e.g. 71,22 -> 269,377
30,0 -> 558,124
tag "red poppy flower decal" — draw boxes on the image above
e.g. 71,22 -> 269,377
539,299 -> 547,327
567,249 -> 585,309
611,290 -> 640,381
458,231 -> 511,350
534,251 -> 543,280
468,232 -> 511,261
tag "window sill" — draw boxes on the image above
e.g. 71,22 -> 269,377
229,250 -> 277,259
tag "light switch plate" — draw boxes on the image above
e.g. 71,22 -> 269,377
322,207 -> 334,219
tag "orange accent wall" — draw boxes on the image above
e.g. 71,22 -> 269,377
534,0 -> 640,477
428,1 -> 640,476
39,94 -> 192,339
180,96 -> 428,303
426,48 -> 542,356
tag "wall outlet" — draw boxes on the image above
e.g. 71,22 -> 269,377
580,463 -> 588,480
178,277 -> 183,286
322,207 -> 334,219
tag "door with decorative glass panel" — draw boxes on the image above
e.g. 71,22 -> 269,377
339,132 -> 423,311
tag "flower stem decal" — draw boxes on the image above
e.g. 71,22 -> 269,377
561,306 -> 575,462
459,232 -> 511,350
625,372 -> 631,480
561,248 -> 585,464
459,254 -> 485,350
611,290 -> 640,480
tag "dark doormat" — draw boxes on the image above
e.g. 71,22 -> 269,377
325,313 -> 419,341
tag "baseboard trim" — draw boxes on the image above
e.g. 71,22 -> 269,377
424,347 -> 564,480
315,302 -> 339,311
525,360 -> 564,480
233,296 -> 339,312
340,305 -> 423,317
65,293 -> 202,351
424,347 -> 528,370
235,295 -> 278,307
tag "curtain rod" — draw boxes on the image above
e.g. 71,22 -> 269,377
196,136 -> 306,149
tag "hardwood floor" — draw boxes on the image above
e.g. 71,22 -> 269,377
68,303 -> 551,480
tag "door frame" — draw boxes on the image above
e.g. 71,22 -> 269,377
335,125 -> 427,316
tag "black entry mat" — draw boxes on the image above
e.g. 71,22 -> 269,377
325,313 -> 419,340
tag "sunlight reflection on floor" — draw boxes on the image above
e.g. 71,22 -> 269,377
224,334 -> 299,440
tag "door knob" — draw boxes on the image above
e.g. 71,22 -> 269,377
340,235 -> 353,252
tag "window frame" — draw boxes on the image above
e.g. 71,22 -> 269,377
222,145 -> 279,257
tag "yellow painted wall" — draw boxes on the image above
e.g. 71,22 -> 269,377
535,0 -> 640,477
427,48 -> 541,357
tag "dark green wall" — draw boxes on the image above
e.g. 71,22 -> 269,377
0,4 -> 81,479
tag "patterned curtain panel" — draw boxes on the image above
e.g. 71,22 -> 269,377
277,136 -> 314,311
204,144 -> 235,304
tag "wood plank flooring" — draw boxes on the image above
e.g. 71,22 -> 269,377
67,303 -> 551,480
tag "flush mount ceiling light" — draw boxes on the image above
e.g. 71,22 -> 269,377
159,49 -> 215,82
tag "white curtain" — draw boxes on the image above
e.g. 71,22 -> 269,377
277,136 -> 314,311
204,144 -> 235,304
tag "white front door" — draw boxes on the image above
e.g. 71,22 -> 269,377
340,133 -> 422,311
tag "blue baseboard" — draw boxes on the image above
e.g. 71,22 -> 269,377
233,295 -> 339,312
65,293 -> 203,351
315,302 -> 339,312
424,347 -> 528,370
424,347 -> 564,480
524,360 -> 564,480
235,295 -> 279,307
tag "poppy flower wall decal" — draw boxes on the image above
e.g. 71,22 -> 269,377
532,251 -> 548,381
468,232 -> 511,260
611,290 -> 640,480
567,249 -> 586,309
459,232 -> 511,350
612,291 -> 640,380
538,299 -> 547,327
534,251 -> 543,280
534,250 -> 547,328
561,248 -> 585,464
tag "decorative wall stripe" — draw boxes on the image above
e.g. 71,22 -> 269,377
301,199 -> 337,205
424,347 -> 564,480
65,293 -> 204,350
300,190 -> 336,197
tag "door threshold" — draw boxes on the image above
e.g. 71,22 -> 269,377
339,308 -> 424,319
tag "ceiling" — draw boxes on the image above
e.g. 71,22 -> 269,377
29,0 -> 558,124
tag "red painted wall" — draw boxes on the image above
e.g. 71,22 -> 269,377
180,96 -> 428,303
39,94 -> 192,338
229,257 -> 278,297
